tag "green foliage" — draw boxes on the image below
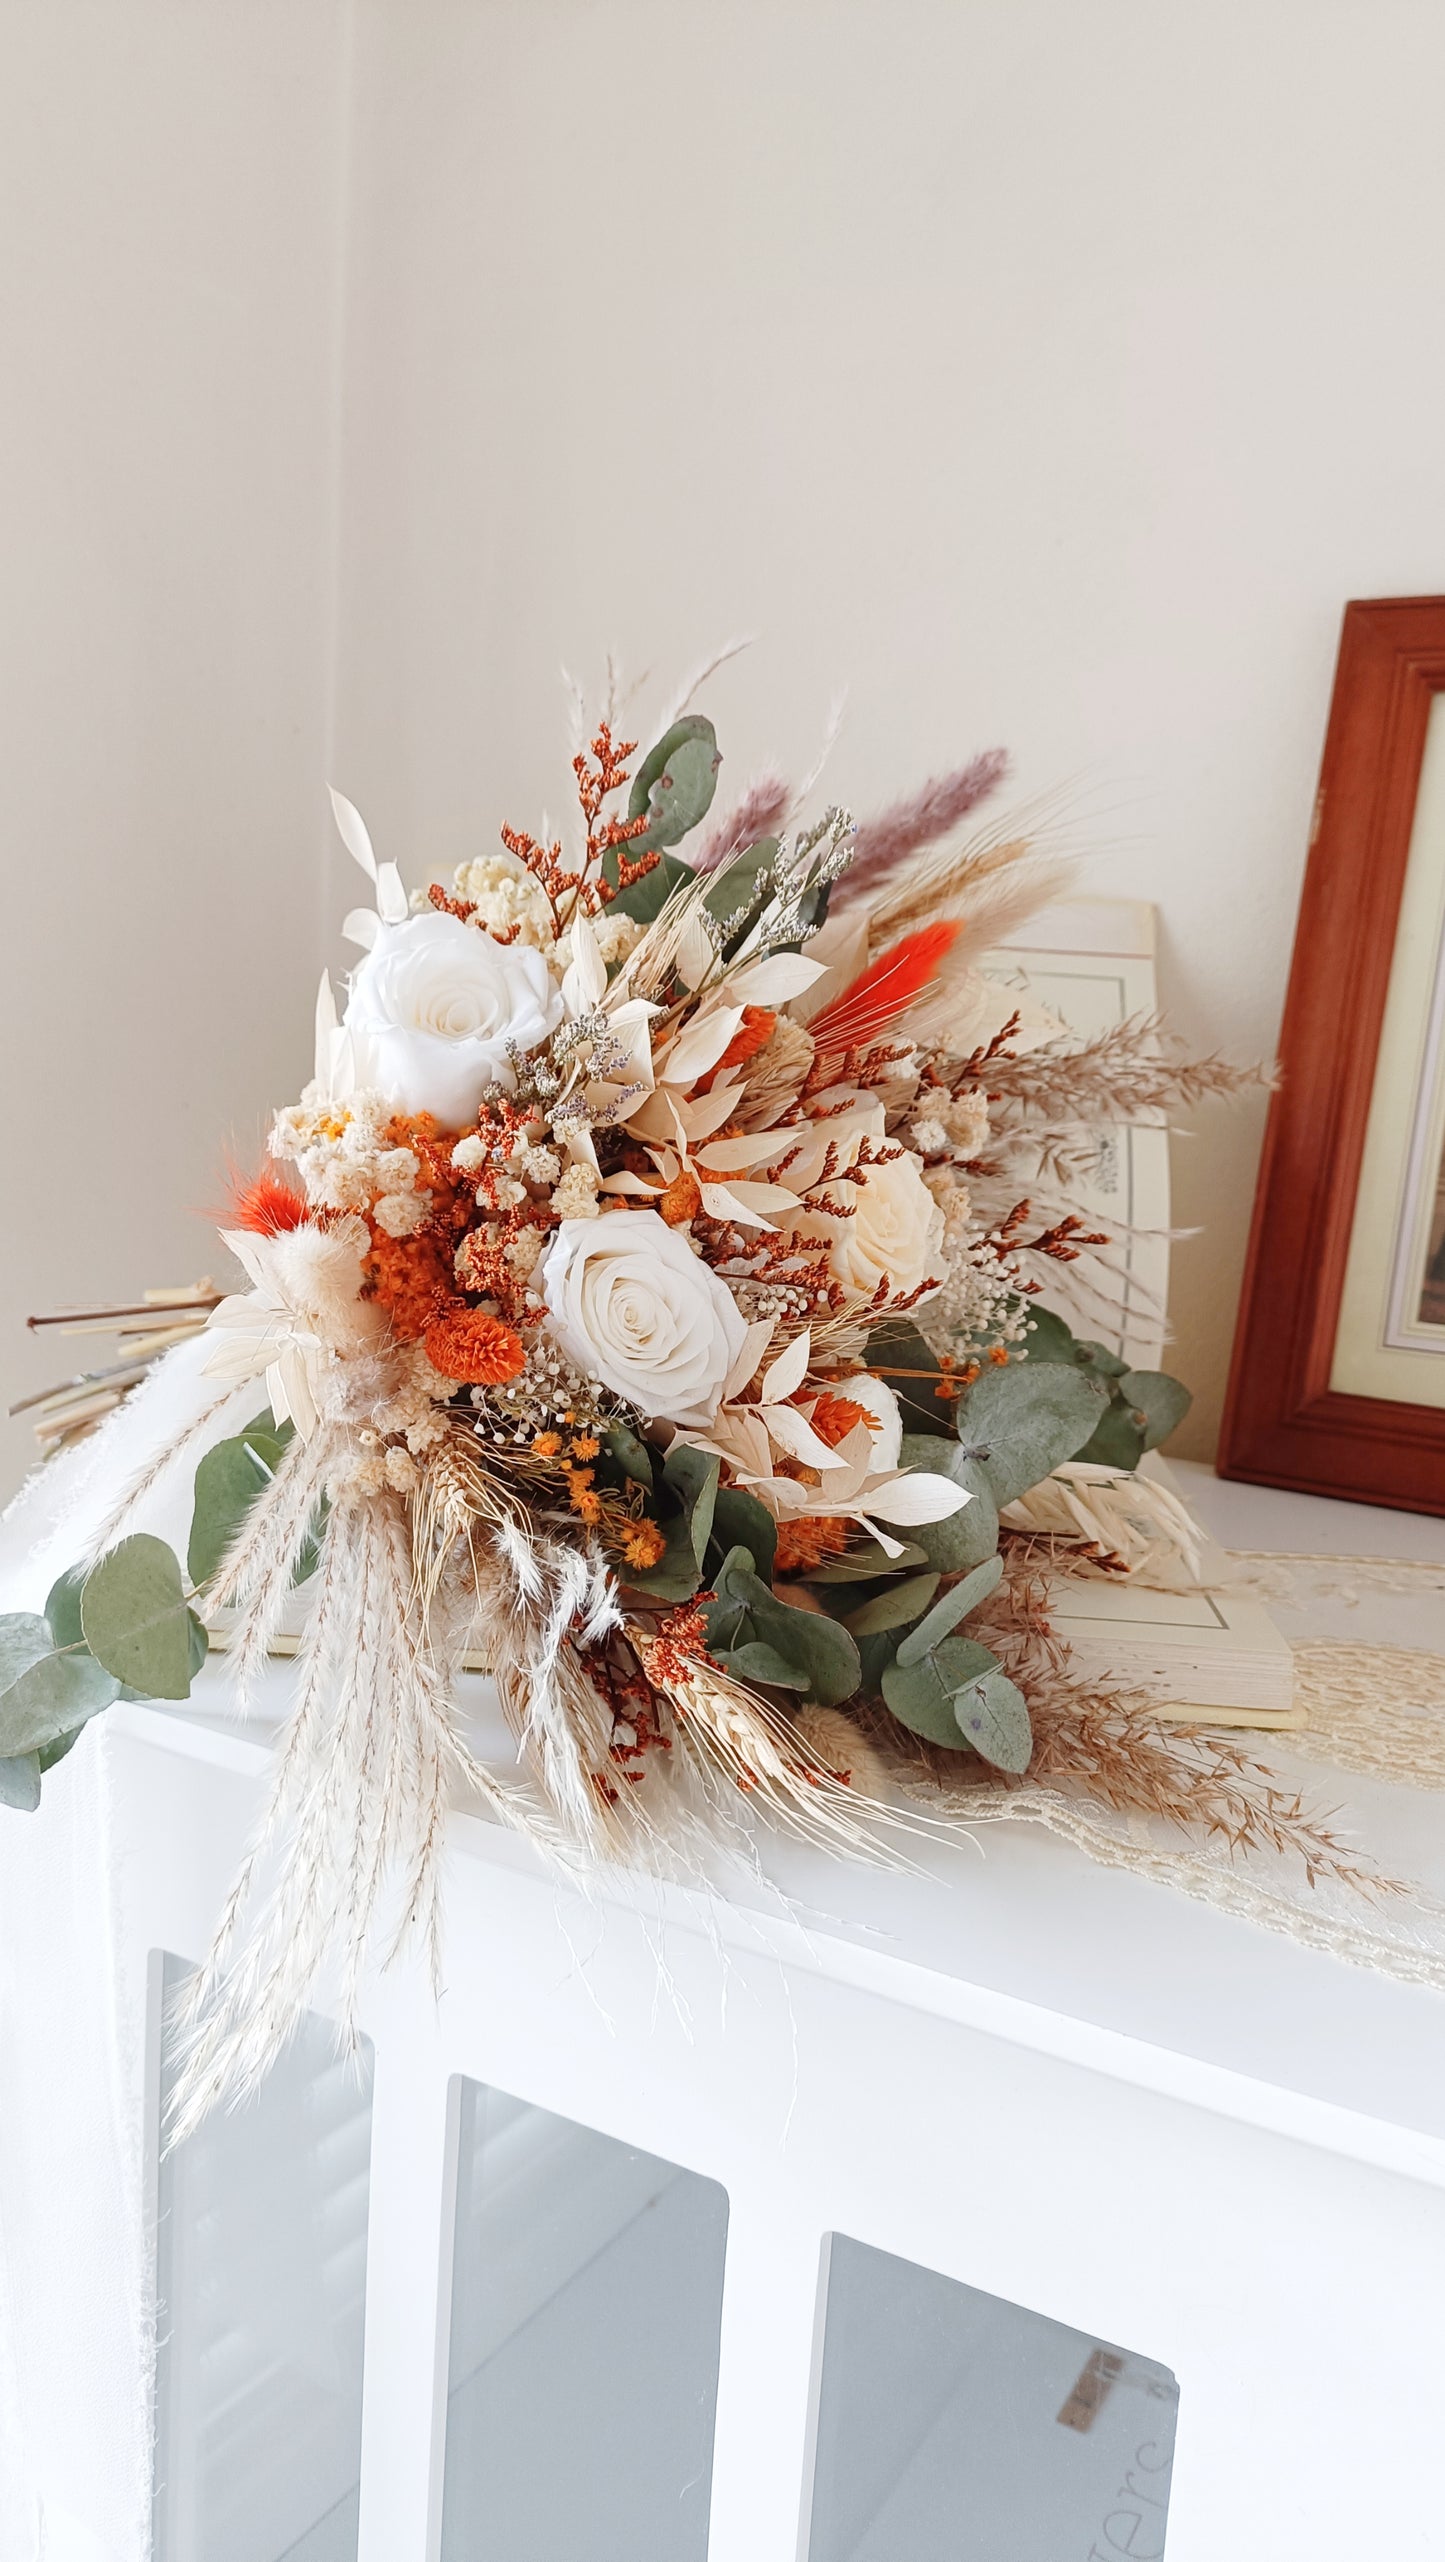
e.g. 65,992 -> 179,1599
863,1319 -> 956,1437
804,1538 -> 928,1584
625,716 -> 721,853
624,1445 -> 720,1601
0,1752 -> 41,1811
1019,1307 -> 1192,1473
842,1572 -> 940,1637
601,1423 -> 654,1492
953,1359 -> 1106,1508
710,1484 -> 777,1582
0,1607 -> 120,1758
605,847 -> 694,925
188,1415 -> 287,1587
703,1546 -> 861,1704
80,1533 -> 196,1700
882,1634 -> 1032,1770
703,839 -> 778,956
896,1436 -> 1000,1573
894,1553 -> 1004,1666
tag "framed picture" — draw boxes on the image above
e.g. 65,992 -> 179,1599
1219,596 -> 1445,1514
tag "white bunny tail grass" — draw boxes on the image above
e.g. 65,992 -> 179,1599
165,1489 -> 508,2141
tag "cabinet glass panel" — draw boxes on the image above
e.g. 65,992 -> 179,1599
151,1953 -> 373,2562
806,2234 -> 1178,2561
439,2079 -> 729,2559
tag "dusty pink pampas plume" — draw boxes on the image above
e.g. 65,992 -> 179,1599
690,772 -> 792,870
834,746 -> 1010,904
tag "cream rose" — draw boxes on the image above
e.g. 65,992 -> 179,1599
344,912 -> 562,1127
814,1147 -> 946,1304
540,1210 -> 749,1427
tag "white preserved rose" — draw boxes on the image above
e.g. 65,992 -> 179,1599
813,1145 -> 946,1304
540,1209 -> 749,1427
343,911 -> 562,1126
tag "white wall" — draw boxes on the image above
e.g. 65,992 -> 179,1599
0,0 -> 351,1493
330,0 -> 1445,1457
8,0 -> 1445,1485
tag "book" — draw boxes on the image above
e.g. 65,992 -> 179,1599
1044,1537 -> 1299,1729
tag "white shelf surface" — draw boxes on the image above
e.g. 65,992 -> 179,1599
113,1464 -> 1445,2183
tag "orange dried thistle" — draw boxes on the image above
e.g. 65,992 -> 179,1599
773,1514 -> 850,1575
423,1307 -> 527,1385
696,1005 -> 776,1091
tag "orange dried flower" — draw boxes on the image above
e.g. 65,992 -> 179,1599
808,1393 -> 878,1450
569,1434 -> 600,1460
697,1005 -> 776,1090
659,1166 -> 702,1227
423,1308 -> 527,1384
773,1515 -> 850,1574
532,1431 -> 563,1458
367,1229 -> 455,1339
619,1520 -> 666,1570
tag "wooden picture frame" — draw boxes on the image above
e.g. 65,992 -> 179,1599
1219,596 -> 1445,1514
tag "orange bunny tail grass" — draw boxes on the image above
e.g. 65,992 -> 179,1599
225,1167 -> 311,1236
423,1307 -> 527,1385
807,920 -> 962,1057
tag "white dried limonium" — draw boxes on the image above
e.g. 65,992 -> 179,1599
540,1208 -> 750,1427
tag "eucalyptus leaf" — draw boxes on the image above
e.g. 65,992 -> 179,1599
0,1610 -> 120,1757
894,1553 -> 1004,1666
624,715 -> 721,852
897,1436 -> 999,1573
43,1567 -> 87,1651
703,838 -> 778,955
954,1359 -> 1106,1507
0,1752 -> 41,1812
80,1535 -> 195,1700
187,1422 -> 286,1589
881,1639 -> 1000,1749
843,1572 -> 940,1637
805,1538 -> 928,1584
949,1663 -> 1032,1771
1074,1400 -> 1148,1471
187,1610 -> 211,1678
863,1320 -> 956,1437
37,1724 -> 86,1774
711,1484 -> 777,1581
604,846 -> 693,925
1117,1368 -> 1192,1450
718,1640 -> 810,1690
602,1423 -> 654,1490
703,1547 -> 861,1705
1075,1338 -> 1130,1378
1020,1304 -> 1078,1363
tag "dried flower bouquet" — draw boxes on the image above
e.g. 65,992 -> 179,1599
1,684 -> 1271,2120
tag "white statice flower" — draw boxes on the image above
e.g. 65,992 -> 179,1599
344,911 -> 563,1126
451,856 -> 557,951
550,1162 -> 601,1220
540,1210 -> 750,1427
908,1115 -> 950,1157
519,1144 -> 562,1187
809,1144 -> 946,1305
450,1133 -> 487,1173
372,1188 -> 431,1238
942,1086 -> 990,1156
203,1216 -> 384,1438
